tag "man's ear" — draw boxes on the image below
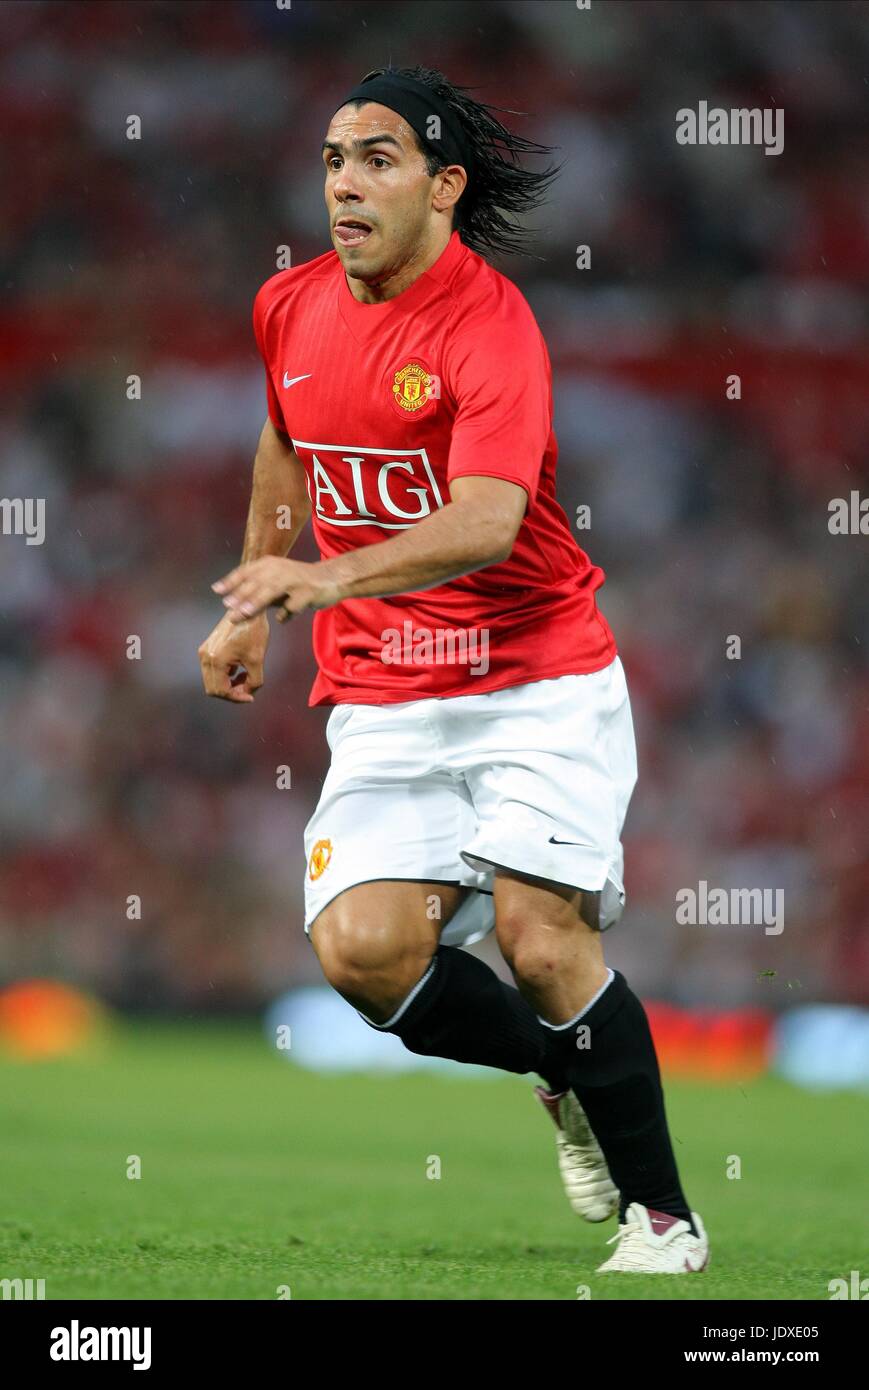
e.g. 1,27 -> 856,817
432,164 -> 468,216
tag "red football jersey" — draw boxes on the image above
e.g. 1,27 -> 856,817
252,230 -> 617,706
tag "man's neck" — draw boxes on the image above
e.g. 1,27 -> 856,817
345,229 -> 452,304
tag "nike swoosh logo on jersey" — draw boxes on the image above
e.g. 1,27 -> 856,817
283,372 -> 312,389
548,835 -> 594,847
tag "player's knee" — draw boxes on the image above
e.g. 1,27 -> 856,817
498,889 -> 601,970
313,917 -> 394,991
311,910 -> 428,1008
496,905 -> 549,974
505,932 -> 564,994
499,911 -> 601,994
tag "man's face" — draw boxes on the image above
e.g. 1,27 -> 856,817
323,102 -> 435,283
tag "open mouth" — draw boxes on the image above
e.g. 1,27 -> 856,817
335,219 -> 373,246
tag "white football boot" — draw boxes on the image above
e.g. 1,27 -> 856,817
596,1202 -> 709,1272
535,1086 -> 619,1222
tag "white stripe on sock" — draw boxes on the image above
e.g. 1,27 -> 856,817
536,967 -> 615,1031
356,959 -> 436,1031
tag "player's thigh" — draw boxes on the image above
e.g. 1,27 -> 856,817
461,660 -> 637,935
493,867 -> 604,974
310,879 -> 468,982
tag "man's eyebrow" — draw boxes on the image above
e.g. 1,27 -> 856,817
321,134 -> 405,156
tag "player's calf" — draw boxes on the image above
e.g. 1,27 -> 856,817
310,880 -> 565,1081
495,875 -> 609,1024
495,871 -> 697,1235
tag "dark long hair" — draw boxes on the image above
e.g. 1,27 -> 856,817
350,65 -> 561,260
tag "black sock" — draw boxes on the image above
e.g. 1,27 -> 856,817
542,970 -> 695,1233
364,945 -> 568,1089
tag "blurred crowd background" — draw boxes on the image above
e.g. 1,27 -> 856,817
0,0 -> 866,1016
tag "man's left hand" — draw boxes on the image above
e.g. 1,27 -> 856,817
213,557 -> 343,624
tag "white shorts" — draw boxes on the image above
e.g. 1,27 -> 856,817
303,656 -> 638,946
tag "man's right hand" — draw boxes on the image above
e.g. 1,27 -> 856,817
198,612 -> 269,703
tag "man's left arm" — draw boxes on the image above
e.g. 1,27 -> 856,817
214,474 -> 527,621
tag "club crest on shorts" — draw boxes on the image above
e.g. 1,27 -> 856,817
308,838 -> 333,880
391,361 -> 434,414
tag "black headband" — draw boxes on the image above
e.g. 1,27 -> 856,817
335,72 -> 474,188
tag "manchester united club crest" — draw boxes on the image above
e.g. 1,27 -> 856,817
391,361 -> 434,414
308,838 -> 332,880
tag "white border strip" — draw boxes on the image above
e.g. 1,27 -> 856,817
357,959 -> 437,1031
537,967 -> 615,1031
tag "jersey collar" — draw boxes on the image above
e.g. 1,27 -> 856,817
337,230 -> 464,339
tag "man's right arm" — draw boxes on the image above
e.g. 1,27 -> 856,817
198,420 -> 311,703
240,418 -> 311,563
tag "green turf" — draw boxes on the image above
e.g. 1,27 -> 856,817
0,1022 -> 865,1300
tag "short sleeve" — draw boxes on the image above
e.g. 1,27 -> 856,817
445,298 -> 552,505
252,286 -> 286,433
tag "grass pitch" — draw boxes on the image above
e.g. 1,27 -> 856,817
1,1021 -> 864,1300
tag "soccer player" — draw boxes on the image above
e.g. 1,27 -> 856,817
199,65 -> 708,1275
